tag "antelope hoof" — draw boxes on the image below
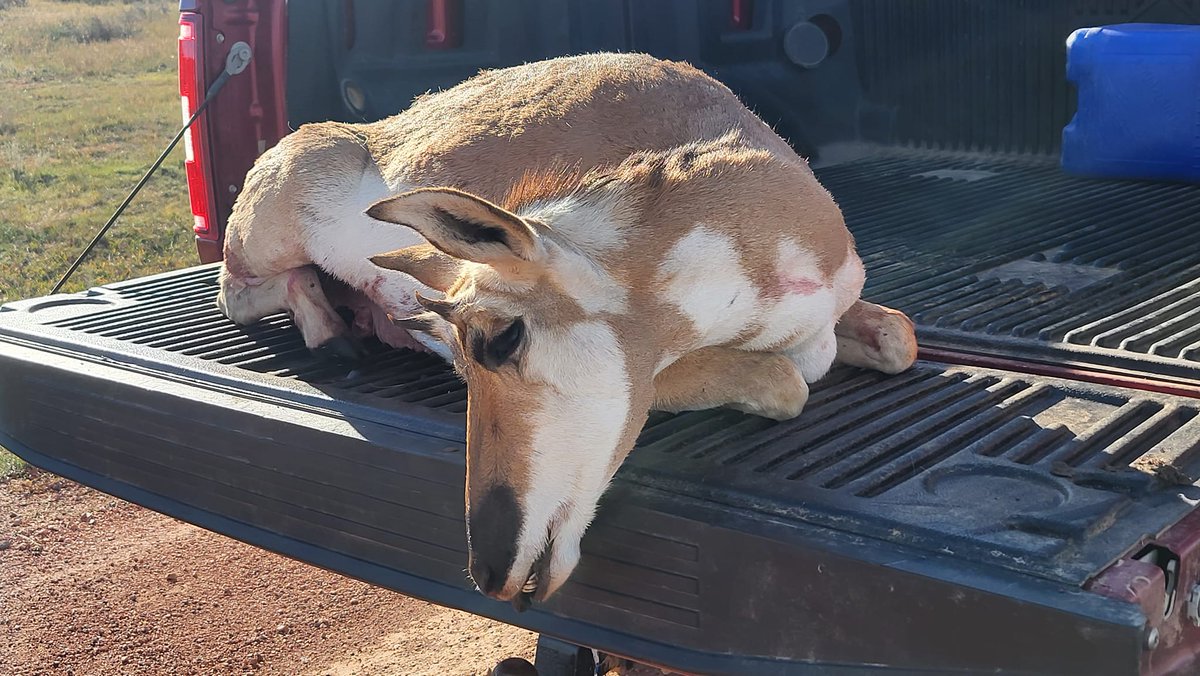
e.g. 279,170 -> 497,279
835,301 -> 920,375
492,657 -> 538,676
733,364 -> 809,420
313,335 -> 364,364
858,308 -> 918,374
732,395 -> 808,421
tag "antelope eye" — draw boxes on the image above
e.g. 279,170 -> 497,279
478,318 -> 525,369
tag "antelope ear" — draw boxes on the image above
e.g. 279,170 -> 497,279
365,187 -> 541,268
369,243 -> 463,291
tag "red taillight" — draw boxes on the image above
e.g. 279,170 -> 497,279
179,13 -> 218,241
425,0 -> 462,49
731,0 -> 753,30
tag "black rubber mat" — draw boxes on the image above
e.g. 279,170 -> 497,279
815,153 -> 1200,382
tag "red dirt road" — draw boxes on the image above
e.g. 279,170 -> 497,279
0,471 -> 537,675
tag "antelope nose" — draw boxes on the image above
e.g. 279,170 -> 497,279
470,559 -> 505,597
467,485 -> 522,597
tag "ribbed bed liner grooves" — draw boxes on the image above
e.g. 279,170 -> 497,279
38,265 -> 468,413
813,153 -> 1200,379
5,249 -> 1198,586
630,365 -> 1200,584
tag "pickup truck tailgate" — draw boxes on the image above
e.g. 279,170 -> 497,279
3,152 -> 1200,674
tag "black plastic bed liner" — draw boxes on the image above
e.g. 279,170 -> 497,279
2,267 -> 1199,674
3,153 -> 1200,673
814,152 -> 1200,387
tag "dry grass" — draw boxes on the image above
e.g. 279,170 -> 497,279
47,13 -> 139,43
0,0 -> 194,473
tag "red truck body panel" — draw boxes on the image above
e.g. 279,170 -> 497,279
180,0 -> 288,263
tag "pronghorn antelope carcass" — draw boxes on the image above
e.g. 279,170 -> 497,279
216,53 -> 918,609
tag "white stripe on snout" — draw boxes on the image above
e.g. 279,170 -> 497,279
508,320 -> 631,587
657,226 -> 758,345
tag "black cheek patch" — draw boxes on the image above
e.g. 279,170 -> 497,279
432,207 -> 511,247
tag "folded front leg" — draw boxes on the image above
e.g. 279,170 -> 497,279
653,347 -> 810,421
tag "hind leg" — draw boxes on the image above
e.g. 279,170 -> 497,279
834,299 -> 918,374
217,265 -> 361,362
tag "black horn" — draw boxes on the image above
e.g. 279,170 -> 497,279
389,311 -> 441,333
414,291 -> 457,320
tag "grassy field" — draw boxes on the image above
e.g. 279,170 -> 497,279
1,0 -> 194,474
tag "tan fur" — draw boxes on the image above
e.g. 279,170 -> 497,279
219,53 -> 918,604
653,347 -> 809,419
365,54 -> 801,202
368,244 -> 461,291
835,300 -> 919,374
462,362 -> 540,507
502,164 -> 600,213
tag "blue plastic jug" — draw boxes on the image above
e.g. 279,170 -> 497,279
1062,24 -> 1200,183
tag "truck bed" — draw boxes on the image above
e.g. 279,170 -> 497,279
4,151 -> 1199,674
823,153 -> 1200,387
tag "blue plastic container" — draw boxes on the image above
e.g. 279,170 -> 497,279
1062,24 -> 1200,183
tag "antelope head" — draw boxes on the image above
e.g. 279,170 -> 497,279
365,182 -> 656,610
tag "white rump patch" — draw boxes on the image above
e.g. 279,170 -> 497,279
303,169 -> 428,307
831,246 -> 866,316
305,169 -> 421,277
785,322 -> 838,383
657,226 -> 758,345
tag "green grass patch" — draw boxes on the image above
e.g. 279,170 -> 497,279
1,0 -> 194,474
47,13 -> 139,43
0,450 -> 26,478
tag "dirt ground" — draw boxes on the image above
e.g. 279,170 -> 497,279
0,470 -> 539,676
